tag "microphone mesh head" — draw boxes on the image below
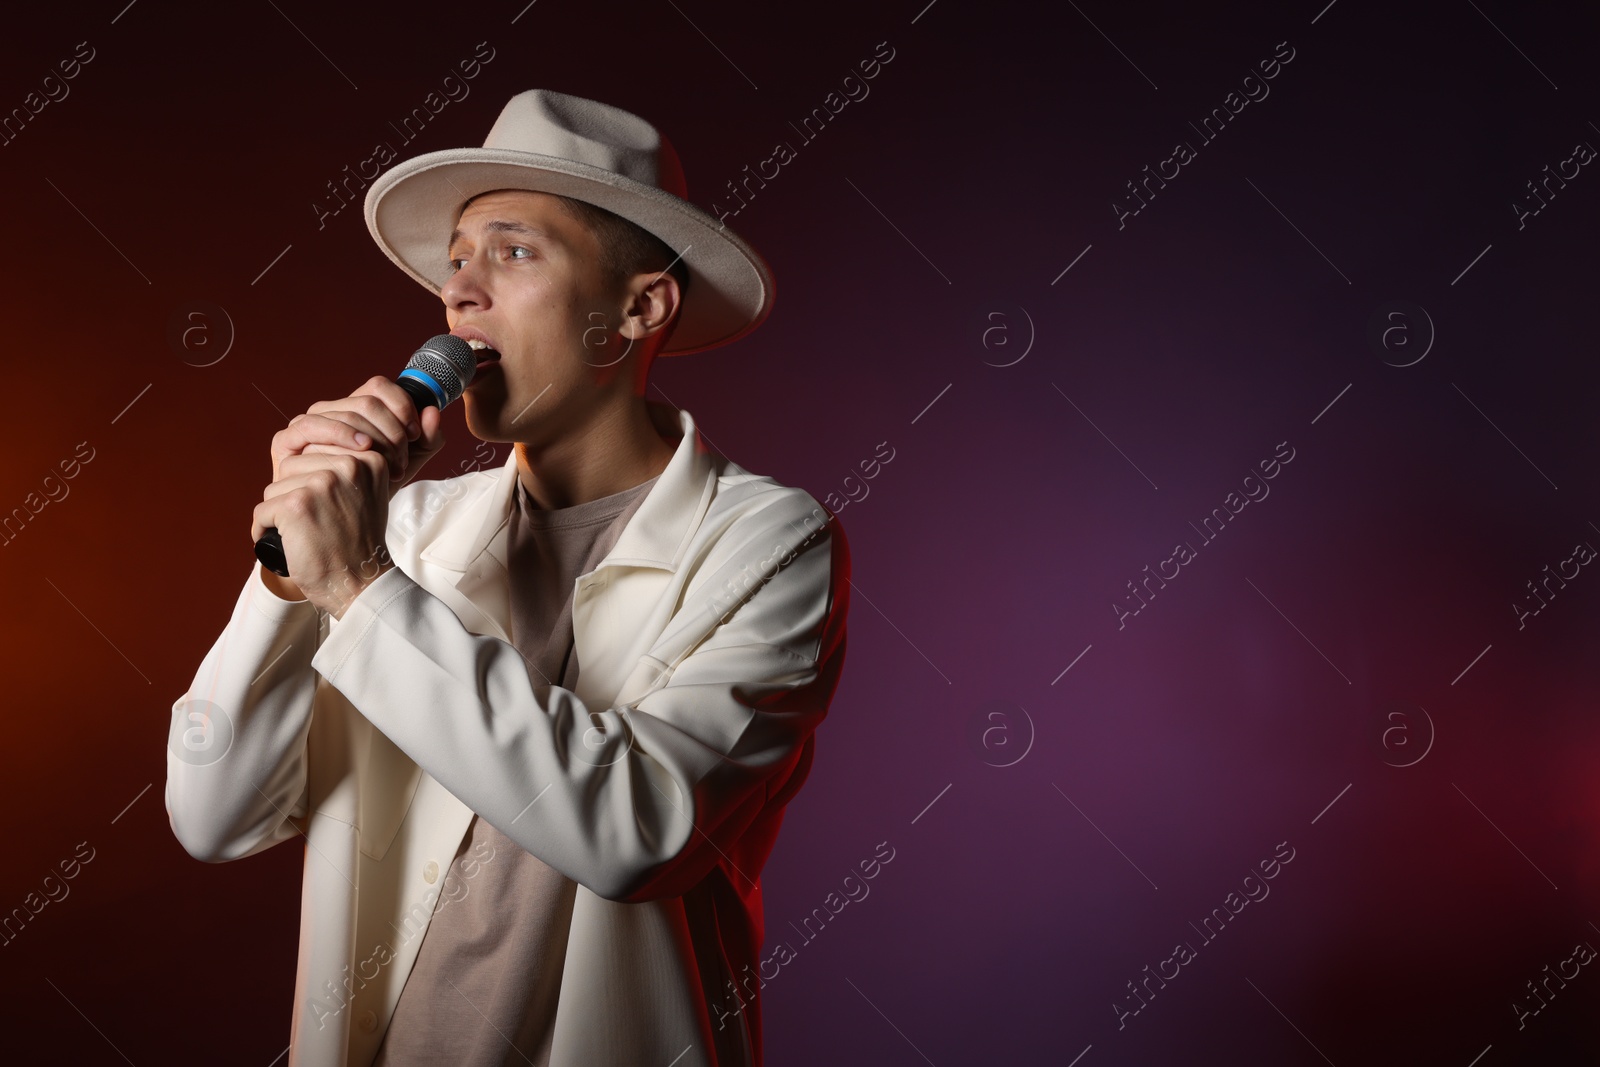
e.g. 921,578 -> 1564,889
406,334 -> 477,406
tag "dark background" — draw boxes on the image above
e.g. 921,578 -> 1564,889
1,0 -> 1597,1063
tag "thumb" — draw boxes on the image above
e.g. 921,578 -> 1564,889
395,406 -> 447,493
418,404 -> 446,453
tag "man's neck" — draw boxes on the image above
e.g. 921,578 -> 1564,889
514,397 -> 676,510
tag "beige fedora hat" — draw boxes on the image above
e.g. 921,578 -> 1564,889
363,88 -> 775,356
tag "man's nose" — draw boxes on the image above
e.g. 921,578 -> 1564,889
441,256 -> 486,308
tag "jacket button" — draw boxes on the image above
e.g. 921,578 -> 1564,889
358,1009 -> 377,1032
423,860 -> 439,884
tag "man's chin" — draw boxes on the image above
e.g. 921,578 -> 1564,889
461,395 -> 497,437
462,395 -> 530,444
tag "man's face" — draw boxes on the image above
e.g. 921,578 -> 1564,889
442,188 -> 632,445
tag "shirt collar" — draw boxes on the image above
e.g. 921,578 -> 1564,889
419,399 -> 717,574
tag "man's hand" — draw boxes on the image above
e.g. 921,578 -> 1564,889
275,376 -> 448,489
251,377 -> 447,615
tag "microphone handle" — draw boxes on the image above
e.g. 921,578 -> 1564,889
254,376 -> 440,578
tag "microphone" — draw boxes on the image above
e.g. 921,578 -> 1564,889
254,333 -> 478,578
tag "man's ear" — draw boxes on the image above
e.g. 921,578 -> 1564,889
618,272 -> 681,344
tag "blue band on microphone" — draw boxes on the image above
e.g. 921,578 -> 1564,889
398,368 -> 448,408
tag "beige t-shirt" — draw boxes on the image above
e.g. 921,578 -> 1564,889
373,470 -> 659,1066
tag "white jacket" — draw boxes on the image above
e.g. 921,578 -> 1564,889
165,401 -> 850,1066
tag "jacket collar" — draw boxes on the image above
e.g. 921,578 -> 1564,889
419,399 -> 718,575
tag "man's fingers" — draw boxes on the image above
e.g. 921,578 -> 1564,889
276,411 -> 381,456
254,450 -> 388,542
251,488 -> 312,543
300,440 -> 407,480
262,450 -> 388,503
275,411 -> 407,480
329,377 -> 423,442
261,465 -> 338,505
308,387 -> 412,445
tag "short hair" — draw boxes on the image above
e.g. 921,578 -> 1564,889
551,194 -> 690,353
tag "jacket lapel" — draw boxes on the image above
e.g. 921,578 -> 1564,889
414,401 -> 719,690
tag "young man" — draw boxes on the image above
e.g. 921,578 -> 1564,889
165,89 -> 850,1067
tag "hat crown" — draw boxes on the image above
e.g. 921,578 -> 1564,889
483,89 -> 688,200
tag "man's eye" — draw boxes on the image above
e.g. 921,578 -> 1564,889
445,246 -> 531,272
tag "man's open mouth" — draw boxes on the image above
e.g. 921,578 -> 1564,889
464,338 -> 501,366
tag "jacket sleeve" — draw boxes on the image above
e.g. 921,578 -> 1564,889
165,563 -> 324,863
308,492 -> 850,902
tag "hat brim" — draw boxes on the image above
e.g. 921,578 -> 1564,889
364,148 -> 775,356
